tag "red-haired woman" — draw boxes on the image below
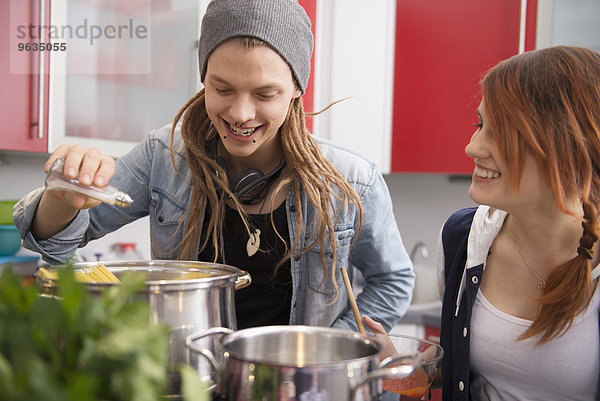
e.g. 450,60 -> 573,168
438,46 -> 600,400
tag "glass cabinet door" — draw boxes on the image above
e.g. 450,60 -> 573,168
49,0 -> 207,157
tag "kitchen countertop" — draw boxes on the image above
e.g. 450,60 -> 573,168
398,300 -> 442,328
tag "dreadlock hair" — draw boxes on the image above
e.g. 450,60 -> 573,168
170,37 -> 363,302
481,45 -> 600,344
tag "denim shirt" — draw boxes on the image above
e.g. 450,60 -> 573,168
14,123 -> 414,332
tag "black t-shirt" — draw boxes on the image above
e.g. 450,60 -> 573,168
198,201 -> 292,330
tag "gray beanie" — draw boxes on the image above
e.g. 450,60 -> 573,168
198,0 -> 314,93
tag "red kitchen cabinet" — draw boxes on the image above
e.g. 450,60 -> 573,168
391,0 -> 537,173
1,0 -> 49,153
298,0 -> 316,133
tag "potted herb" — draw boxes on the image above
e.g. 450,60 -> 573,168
0,267 -> 208,401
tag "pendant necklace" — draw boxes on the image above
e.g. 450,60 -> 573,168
508,225 -> 546,291
243,160 -> 284,258
247,228 -> 261,257
246,194 -> 268,257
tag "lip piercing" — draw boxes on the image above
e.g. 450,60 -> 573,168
252,139 -> 256,143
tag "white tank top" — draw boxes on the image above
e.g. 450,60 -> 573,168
470,282 -> 600,401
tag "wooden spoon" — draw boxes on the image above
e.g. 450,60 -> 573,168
341,266 -> 366,334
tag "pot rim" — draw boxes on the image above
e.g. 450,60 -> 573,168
36,259 -> 244,290
209,325 -> 383,367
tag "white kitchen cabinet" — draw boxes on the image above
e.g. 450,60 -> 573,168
3,0 -> 205,156
312,0 -> 396,173
46,0 -> 209,157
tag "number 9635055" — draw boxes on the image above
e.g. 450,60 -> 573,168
18,42 -> 66,51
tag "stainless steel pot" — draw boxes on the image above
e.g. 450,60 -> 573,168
186,325 -> 414,401
37,260 -> 251,395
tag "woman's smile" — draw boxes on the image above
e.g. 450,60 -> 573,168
473,165 -> 501,180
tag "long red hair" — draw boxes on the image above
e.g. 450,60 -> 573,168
482,46 -> 600,343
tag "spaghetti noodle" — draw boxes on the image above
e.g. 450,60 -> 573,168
38,264 -> 120,283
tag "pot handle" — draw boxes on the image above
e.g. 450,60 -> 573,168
350,363 -> 414,401
185,327 -> 233,372
234,270 -> 251,290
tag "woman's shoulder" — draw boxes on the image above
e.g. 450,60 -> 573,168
443,206 -> 505,231
444,207 -> 478,229
441,205 -> 506,252
441,207 -> 478,245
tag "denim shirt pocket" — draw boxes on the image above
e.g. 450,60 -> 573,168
150,188 -> 186,259
306,226 -> 354,297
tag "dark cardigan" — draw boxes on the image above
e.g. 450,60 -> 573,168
439,206 -> 600,401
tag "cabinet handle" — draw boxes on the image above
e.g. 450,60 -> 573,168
518,0 -> 528,54
36,0 -> 46,139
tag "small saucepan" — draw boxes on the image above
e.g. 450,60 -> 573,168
186,325 -> 414,401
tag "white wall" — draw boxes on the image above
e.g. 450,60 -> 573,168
384,173 -> 475,266
536,0 -> 600,52
0,151 -> 474,265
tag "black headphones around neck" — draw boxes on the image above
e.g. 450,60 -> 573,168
215,155 -> 285,204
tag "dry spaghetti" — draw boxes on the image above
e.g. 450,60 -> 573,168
38,264 -> 120,283
75,264 -> 120,283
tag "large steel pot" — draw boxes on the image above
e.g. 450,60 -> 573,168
36,260 -> 251,395
186,325 -> 414,401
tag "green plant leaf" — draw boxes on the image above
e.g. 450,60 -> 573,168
0,265 -> 171,401
180,364 -> 210,401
